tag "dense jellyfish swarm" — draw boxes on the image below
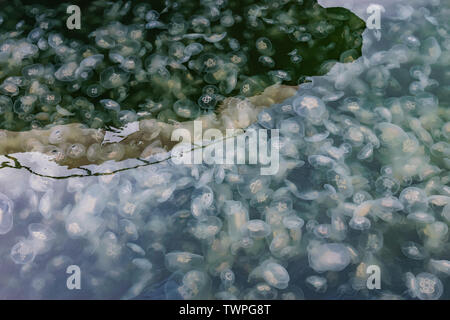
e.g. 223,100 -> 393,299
0,0 -> 449,300
0,0 -> 364,132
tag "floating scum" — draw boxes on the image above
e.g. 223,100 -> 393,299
0,0 -> 449,301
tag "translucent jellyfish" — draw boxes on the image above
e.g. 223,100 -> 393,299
308,243 -> 351,272
80,54 -> 104,69
224,200 -> 249,239
22,63 -> 44,78
48,126 -> 69,144
100,99 -> 121,112
145,20 -> 165,30
375,176 -> 400,195
283,215 -> 304,234
313,224 -> 332,239
227,52 -> 247,68
407,212 -> 435,224
189,216 -> 222,239
401,241 -> 427,260
349,216 -> 371,231
28,223 -> 56,254
255,37 -> 273,55
126,243 -> 145,256
40,91 -> 61,105
197,93 -> 217,109
54,62 -> 78,81
344,126 -> 365,147
14,95 -> 38,114
257,109 -> 276,129
429,259 -> 450,276
145,9 -> 160,21
47,32 -> 64,48
0,82 -> 19,96
244,220 -> 271,239
173,99 -> 200,119
405,272 -> 418,298
280,118 -> 305,138
374,122 -> 409,149
422,37 -> 441,64
305,275 -> 327,293
100,67 -> 130,89
308,155 -> 335,169
293,95 -> 326,121
165,252 -> 204,272
11,240 -> 35,264
220,269 -> 235,289
414,273 -> 443,300
85,84 -> 103,98
268,70 -> 291,83
0,95 -> 12,114
258,55 -> 275,68
95,35 -> 116,49
357,143 -> 373,160
132,258 -> 152,271
38,190 -> 54,219
262,262 -> 290,289
200,53 -> 220,73
120,56 -> 142,72
243,282 -> 277,300
0,192 -> 13,235
116,110 -> 136,125
184,43 -> 203,56
442,122 -> 450,140
399,187 -> 428,213
430,142 -> 450,158
203,32 -> 226,43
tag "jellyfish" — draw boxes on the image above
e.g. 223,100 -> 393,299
0,192 -> 13,235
